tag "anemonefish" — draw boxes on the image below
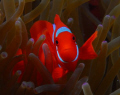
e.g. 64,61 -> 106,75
30,14 -> 97,82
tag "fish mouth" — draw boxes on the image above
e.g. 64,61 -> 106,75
56,45 -> 79,63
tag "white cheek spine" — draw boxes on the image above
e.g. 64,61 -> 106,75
56,27 -> 72,37
56,45 -> 79,63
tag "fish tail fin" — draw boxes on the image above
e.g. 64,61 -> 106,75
79,31 -> 98,60
30,20 -> 53,42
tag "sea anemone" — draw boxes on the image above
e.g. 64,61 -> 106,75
0,0 -> 120,95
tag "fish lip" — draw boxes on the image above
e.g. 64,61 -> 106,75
56,45 -> 79,63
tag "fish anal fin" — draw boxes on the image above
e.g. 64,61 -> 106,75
79,31 -> 98,60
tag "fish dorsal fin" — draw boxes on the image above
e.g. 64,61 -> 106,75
30,20 -> 53,42
54,14 -> 67,27
79,31 -> 98,60
54,14 -> 61,25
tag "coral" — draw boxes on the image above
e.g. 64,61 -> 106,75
1,0 -> 120,95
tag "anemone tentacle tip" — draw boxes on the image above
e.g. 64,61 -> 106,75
102,41 -> 107,43
68,18 -> 73,22
21,81 -> 27,88
41,34 -> 46,39
98,24 -> 103,27
30,38 -> 34,43
15,20 -> 21,25
82,82 -> 88,86
105,15 -> 110,18
78,63 -> 85,68
29,53 -> 34,56
112,15 -> 116,19
1,52 -> 8,58
16,70 -> 22,75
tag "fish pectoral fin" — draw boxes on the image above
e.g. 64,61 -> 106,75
52,67 -> 65,82
79,31 -> 98,60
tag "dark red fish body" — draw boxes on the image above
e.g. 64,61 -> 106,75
30,14 -> 98,82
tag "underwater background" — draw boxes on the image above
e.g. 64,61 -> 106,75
0,0 -> 120,95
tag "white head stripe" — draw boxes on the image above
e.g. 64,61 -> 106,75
52,24 -> 56,43
56,27 -> 72,37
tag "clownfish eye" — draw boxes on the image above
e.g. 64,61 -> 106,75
56,40 -> 58,45
55,38 -> 59,46
72,36 -> 76,41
